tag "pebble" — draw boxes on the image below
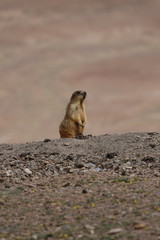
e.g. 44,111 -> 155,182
74,162 -> 85,168
46,164 -> 54,171
85,224 -> 95,234
24,168 -> 32,175
87,163 -> 96,169
106,152 -> 118,159
82,189 -> 88,194
36,172 -> 42,177
6,170 -> 13,176
142,156 -> 155,163
64,143 -> 70,146
154,171 -> 160,177
134,222 -> 147,230
14,178 -> 21,184
64,166 -> 72,172
45,170 -> 52,176
68,169 -> 75,173
53,170 -> 59,176
0,198 -> 5,205
44,138 -> 51,142
91,167 -> 101,172
108,228 -> 123,234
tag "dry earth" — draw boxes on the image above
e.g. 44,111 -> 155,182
0,133 -> 160,240
1,0 -> 160,143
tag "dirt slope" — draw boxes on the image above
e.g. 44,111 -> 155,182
0,133 -> 160,239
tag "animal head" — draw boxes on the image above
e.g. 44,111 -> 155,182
70,90 -> 87,103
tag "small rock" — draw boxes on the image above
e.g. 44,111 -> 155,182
76,134 -> 85,139
65,155 -> 74,160
64,166 -> 72,172
15,160 -> 21,164
36,172 -> 42,177
149,143 -> 156,148
46,164 -> 54,171
6,170 -> 13,177
19,152 -> 30,158
31,234 -> 38,240
53,170 -> 59,176
85,224 -> 95,234
0,178 -> 4,183
102,162 -> 114,169
82,189 -> 88,194
24,168 -> 32,175
106,152 -> 118,159
154,171 -> 160,177
42,160 -> 49,165
9,161 -> 16,167
151,212 -> 160,217
62,182 -> 70,187
68,169 -> 75,173
126,161 -> 132,166
44,138 -> 51,142
134,222 -> 147,230
75,162 -> 85,168
20,176 -> 27,180
91,167 -> 101,172
142,156 -> 155,163
50,152 -> 59,156
64,143 -> 69,146
0,199 -> 5,205
87,163 -> 96,169
108,228 -> 123,234
147,132 -> 157,136
45,170 -> 52,176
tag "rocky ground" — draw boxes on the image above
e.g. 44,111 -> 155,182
0,133 -> 160,240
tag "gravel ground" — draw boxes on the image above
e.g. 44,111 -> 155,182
0,133 -> 160,239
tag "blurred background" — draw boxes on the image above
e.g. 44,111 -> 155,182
1,0 -> 160,143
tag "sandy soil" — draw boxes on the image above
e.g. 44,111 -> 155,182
1,0 -> 160,143
0,133 -> 160,239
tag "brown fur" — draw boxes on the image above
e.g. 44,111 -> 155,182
59,90 -> 87,138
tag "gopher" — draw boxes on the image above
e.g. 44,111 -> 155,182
59,90 -> 87,138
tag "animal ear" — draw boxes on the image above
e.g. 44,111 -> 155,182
72,91 -> 79,97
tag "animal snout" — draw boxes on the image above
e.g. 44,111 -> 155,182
83,91 -> 87,98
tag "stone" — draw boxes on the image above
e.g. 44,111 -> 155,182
106,152 -> 118,159
91,167 -> 101,172
44,138 -> 51,142
134,222 -> 147,230
82,189 -> 88,194
108,228 -> 123,234
6,170 -> 13,176
64,143 -> 69,146
24,168 -> 32,175
87,163 -> 96,168
64,166 -> 72,172
74,162 -> 85,168
0,199 -> 5,205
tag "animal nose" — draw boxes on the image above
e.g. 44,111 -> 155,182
83,91 -> 87,98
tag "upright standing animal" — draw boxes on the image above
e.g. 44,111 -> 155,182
59,90 -> 87,138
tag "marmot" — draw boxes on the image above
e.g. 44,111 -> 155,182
59,90 -> 87,138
